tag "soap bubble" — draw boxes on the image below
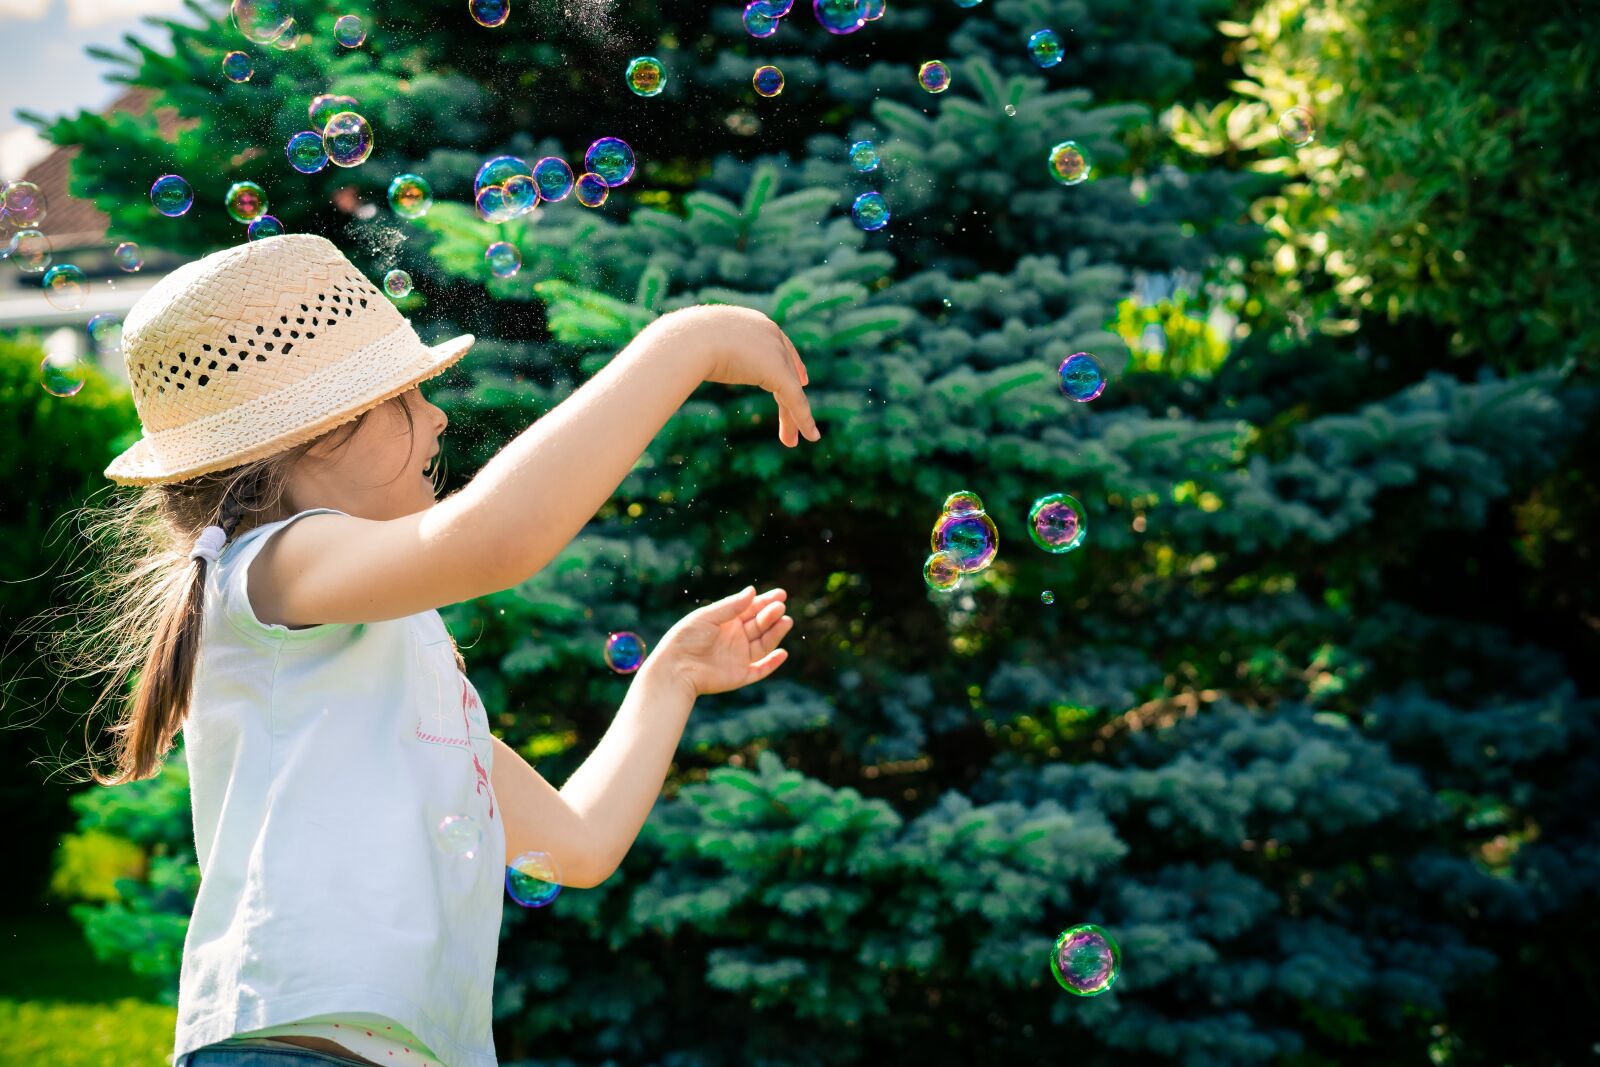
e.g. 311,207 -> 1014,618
626,56 -> 665,97
10,230 -> 51,272
269,17 -> 301,48
435,814 -> 482,860
918,60 -> 951,93
323,112 -> 373,167
150,175 -> 193,217
308,93 -> 359,129
851,190 -> 890,232
506,851 -> 562,908
750,0 -> 793,14
932,509 -> 999,573
383,269 -> 412,298
286,130 -> 329,173
503,175 -> 538,214
113,241 -> 143,271
87,314 -> 123,356
814,0 -> 866,33
224,180 -> 268,223
1278,107 -> 1316,147
862,0 -> 885,19
533,156 -> 575,202
334,14 -> 365,46
222,50 -> 254,81
1028,493 -> 1086,554
485,241 -> 521,278
953,0 -> 981,7
1041,590 -> 1055,605
470,0 -> 509,27
42,264 -> 88,311
2,180 -> 47,227
1004,103 -> 1017,116
574,172 -> 609,207
247,214 -> 284,240
942,490 -> 984,516
1057,352 -> 1106,401
848,140 -> 880,172
231,0 -> 294,43
475,154 -> 532,196
1028,29 -> 1062,67
1050,924 -> 1121,996
584,137 -> 636,187
387,173 -> 433,219
39,355 -> 85,398
1048,140 -> 1091,185
474,185 -> 516,223
604,631 -> 646,674
752,65 -> 785,98
923,550 -> 962,592
744,3 -> 779,37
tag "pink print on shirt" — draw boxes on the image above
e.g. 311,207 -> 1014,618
461,675 -> 495,821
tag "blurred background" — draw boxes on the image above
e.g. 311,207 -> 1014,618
1,0 -> 1597,1063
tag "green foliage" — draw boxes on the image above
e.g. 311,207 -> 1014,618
0,998 -> 175,1066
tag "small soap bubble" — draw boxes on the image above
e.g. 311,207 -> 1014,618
918,60 -> 951,93
383,269 -> 413,298
814,0 -> 866,33
1057,352 -> 1106,401
1041,590 -> 1055,605
485,241 -> 521,278
269,18 -> 301,49
851,190 -> 890,232
626,56 -> 665,97
503,174 -> 538,215
150,175 -> 194,217
506,851 -> 562,908
324,111 -> 373,167
752,64 -> 785,98
1278,107 -> 1316,147
1004,103 -> 1017,116
1048,140 -> 1092,185
862,0 -> 885,19
941,490 -> 984,516
39,355 -> 86,398
1028,492 -> 1086,554
923,550 -> 962,592
114,241 -> 143,272
2,180 -> 47,227
286,130 -> 329,173
848,140 -> 880,172
222,50 -> 254,81
533,156 -> 575,202
435,814 -> 482,859
1050,924 -> 1121,996
87,314 -> 123,356
475,154 -> 532,197
604,631 -> 646,674
584,137 -> 636,187
9,229 -> 50,272
334,14 -> 366,47
475,185 -> 514,223
308,93 -> 359,129
1028,28 -> 1063,67
574,172 -> 609,207
953,0 -> 981,7
224,180 -> 269,223
231,0 -> 294,44
42,264 -> 88,311
388,173 -> 433,219
932,509 -> 999,573
247,214 -> 284,240
744,3 -> 779,37
751,0 -> 793,14
470,0 -> 509,27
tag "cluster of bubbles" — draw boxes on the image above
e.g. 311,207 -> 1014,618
847,139 -> 890,231
506,850 -> 562,908
742,0 -> 801,38
604,631 -> 647,674
626,55 -> 666,97
923,491 -> 999,592
1050,924 -> 1121,996
812,0 -> 883,35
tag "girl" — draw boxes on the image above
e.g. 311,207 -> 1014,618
71,234 -> 820,1067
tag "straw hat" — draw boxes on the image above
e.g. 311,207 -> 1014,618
104,234 -> 473,485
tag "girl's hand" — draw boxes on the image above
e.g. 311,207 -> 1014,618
652,585 -> 795,697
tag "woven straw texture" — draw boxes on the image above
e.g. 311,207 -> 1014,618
105,234 -> 472,485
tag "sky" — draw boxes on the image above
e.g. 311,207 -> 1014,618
0,0 -> 185,179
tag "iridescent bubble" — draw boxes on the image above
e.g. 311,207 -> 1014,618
224,180 -> 268,223
848,140 -> 880,172
1028,492 -> 1086,554
222,50 -> 254,81
814,0 -> 866,34
584,137 -> 636,187
750,0 -> 793,14
1004,103 -> 1017,116
247,214 -> 284,240
953,0 -> 981,7
308,93 -> 359,129
752,64 -> 785,98
923,550 -> 962,592
931,509 -> 999,573
150,175 -> 194,217
435,814 -> 482,860
383,269 -> 413,298
286,130 -> 329,173
334,14 -> 366,47
114,241 -> 143,271
862,0 -> 885,19
1057,352 -> 1106,401
1278,107 -> 1316,147
604,631 -> 646,674
39,356 -> 85,398
485,241 -> 521,279
503,174 -> 538,215
231,0 -> 294,44
87,314 -> 123,356
918,59 -> 951,93
533,156 -> 575,202
941,490 -> 984,516
323,111 -> 373,167
851,190 -> 890,232
388,173 -> 433,219
1028,29 -> 1062,68
10,229 -> 51,272
506,850 -> 562,908
574,172 -> 609,208
42,264 -> 87,311
474,154 -> 532,197
1050,924 -> 1120,996
1,180 -> 47,227
269,18 -> 301,49
475,185 -> 515,223
1048,140 -> 1092,185
1041,590 -> 1055,605
744,3 -> 779,37
626,56 -> 666,97
470,0 -> 509,27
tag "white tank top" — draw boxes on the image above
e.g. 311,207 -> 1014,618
171,508 -> 505,1067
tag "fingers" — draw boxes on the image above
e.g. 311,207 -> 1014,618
701,584 -> 758,624
776,376 -> 820,445
778,327 -> 809,387
749,646 -> 788,677
753,613 -> 793,658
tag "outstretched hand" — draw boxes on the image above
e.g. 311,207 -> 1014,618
653,585 -> 795,697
